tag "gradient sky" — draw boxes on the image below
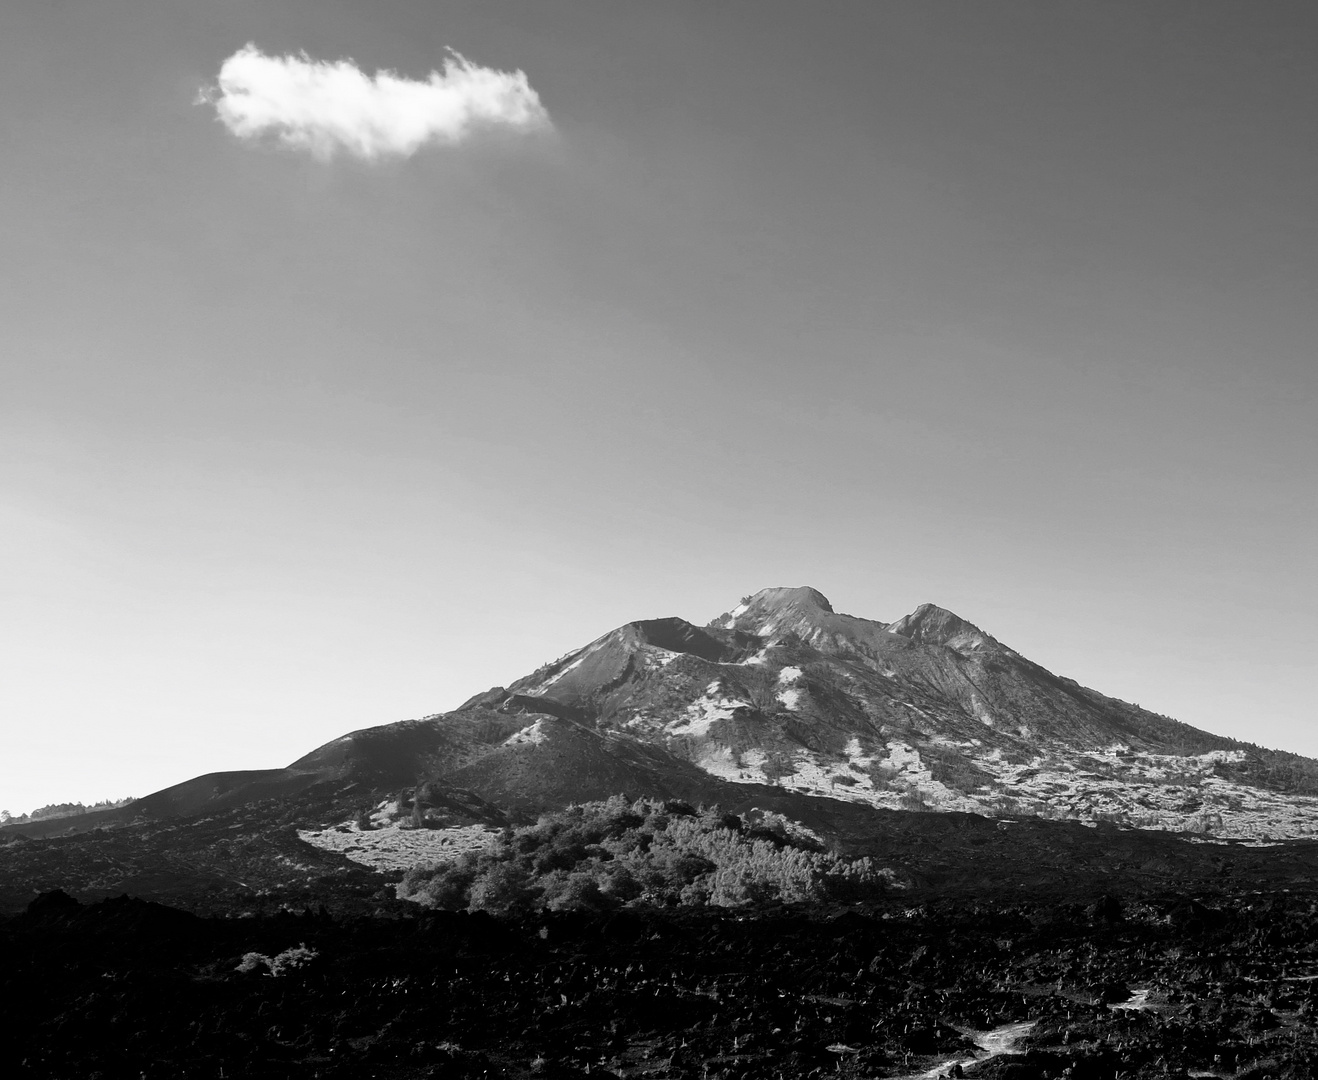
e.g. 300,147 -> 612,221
3,1 -> 1316,815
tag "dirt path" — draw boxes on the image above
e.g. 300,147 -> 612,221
1111,987 -> 1153,1011
895,1019 -> 1037,1080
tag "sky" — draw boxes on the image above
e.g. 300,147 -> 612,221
3,1 -> 1316,815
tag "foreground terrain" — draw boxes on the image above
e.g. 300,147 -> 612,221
5,886 -> 1317,1080
7,788 -> 1318,917
8,796 -> 1318,1078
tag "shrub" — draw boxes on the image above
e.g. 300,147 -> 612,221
236,944 -> 318,976
542,870 -> 612,912
921,746 -> 994,793
399,856 -> 479,911
899,789 -> 930,812
466,861 -> 535,915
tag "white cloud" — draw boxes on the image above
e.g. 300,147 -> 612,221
201,44 -> 552,160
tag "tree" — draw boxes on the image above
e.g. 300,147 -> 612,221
467,861 -> 535,915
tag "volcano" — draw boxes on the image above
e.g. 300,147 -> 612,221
10,584 -> 1318,914
9,587 -> 1318,847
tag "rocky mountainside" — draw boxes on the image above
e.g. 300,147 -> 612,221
10,587 -> 1318,846
453,585 -> 1318,839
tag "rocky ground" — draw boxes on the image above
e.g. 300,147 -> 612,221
7,791 -> 1318,1078
6,886 -> 1318,1080
7,792 -> 1318,915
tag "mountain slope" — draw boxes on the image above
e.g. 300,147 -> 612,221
457,585 -> 1318,839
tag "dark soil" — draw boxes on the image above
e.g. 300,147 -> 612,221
6,887 -> 1318,1080
0,790 -> 392,917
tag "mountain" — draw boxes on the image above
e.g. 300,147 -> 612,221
463,585 -> 1318,839
10,587 -> 1318,847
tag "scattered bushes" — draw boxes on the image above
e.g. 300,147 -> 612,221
2,798 -> 134,825
921,746 -> 995,794
236,944 -> 318,976
898,789 -> 930,812
1212,754 -> 1318,796
397,796 -> 895,914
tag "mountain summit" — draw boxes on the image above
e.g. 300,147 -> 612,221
715,587 -> 1003,661
887,602 -> 1001,655
714,585 -> 898,658
723,585 -> 836,621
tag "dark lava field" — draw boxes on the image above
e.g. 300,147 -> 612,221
7,884 -> 1318,1080
7,797 -> 1318,1078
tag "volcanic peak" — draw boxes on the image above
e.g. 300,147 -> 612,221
751,586 -> 835,614
887,602 -> 1000,653
714,586 -> 836,630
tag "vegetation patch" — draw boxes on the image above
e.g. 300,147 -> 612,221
396,796 -> 896,913
236,943 -> 318,977
921,745 -> 996,793
1,798 -> 134,825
